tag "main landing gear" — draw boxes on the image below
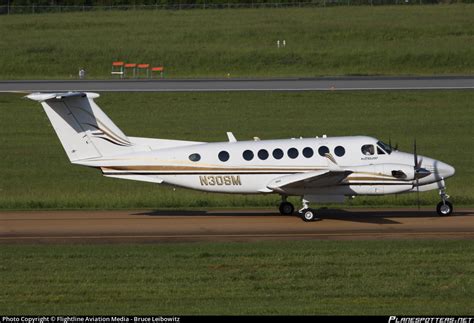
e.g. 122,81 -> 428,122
279,196 -> 294,215
437,184 -> 453,216
278,197 -> 318,222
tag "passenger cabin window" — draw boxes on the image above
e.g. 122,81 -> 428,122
218,151 -> 230,162
189,153 -> 201,162
288,148 -> 299,159
318,146 -> 329,156
303,147 -> 314,158
258,149 -> 269,160
362,144 -> 375,156
243,150 -> 254,161
273,148 -> 284,160
334,146 -> 345,157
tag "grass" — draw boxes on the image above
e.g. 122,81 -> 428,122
1,240 -> 473,314
0,5 -> 473,79
0,90 -> 472,209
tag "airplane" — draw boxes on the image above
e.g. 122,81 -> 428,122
26,92 -> 456,222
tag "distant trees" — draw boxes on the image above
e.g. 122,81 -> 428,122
2,0 -> 470,7
3,0 -> 328,5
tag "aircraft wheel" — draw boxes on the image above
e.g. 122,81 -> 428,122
437,201 -> 453,216
279,202 -> 294,215
300,209 -> 316,222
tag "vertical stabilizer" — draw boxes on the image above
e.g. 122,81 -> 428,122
27,92 -> 135,162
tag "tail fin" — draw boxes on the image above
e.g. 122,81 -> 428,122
27,92 -> 135,162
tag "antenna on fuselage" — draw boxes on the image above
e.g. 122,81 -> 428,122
389,136 -> 399,151
226,132 -> 237,143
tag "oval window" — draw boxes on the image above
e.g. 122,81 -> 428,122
189,153 -> 201,162
318,146 -> 329,156
288,148 -> 299,159
303,147 -> 314,158
243,150 -> 254,161
258,149 -> 269,160
273,148 -> 284,160
334,146 -> 345,157
218,151 -> 229,162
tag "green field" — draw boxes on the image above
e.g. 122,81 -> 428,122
1,240 -> 473,314
0,90 -> 472,209
0,5 -> 473,79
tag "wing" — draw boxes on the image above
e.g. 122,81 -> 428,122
266,170 -> 352,194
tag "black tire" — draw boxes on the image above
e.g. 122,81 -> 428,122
301,209 -> 315,222
279,202 -> 294,215
437,201 -> 453,216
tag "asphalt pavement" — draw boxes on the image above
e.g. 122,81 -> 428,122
1,76 -> 473,92
2,208 -> 473,243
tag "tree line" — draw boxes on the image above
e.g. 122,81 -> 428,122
4,0 -> 469,5
3,0 -> 324,5
2,0 -> 471,8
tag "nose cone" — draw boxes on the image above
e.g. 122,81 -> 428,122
435,161 -> 455,179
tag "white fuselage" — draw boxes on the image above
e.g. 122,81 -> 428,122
79,136 -> 455,200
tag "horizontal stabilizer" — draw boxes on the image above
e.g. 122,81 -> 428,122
27,92 -> 100,102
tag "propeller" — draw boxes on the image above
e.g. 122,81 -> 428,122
413,139 -> 432,210
414,139 -> 418,168
414,140 -> 431,179
414,139 -> 421,210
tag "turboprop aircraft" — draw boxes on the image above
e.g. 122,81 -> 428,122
27,92 -> 456,222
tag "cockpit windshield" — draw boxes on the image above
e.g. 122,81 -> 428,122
377,141 -> 392,154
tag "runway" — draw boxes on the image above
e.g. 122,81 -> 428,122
1,76 -> 474,92
1,208 -> 473,243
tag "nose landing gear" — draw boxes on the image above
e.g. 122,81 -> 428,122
298,198 -> 318,222
437,180 -> 453,216
278,197 -> 318,222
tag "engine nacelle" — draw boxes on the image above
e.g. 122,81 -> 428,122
351,164 -> 415,181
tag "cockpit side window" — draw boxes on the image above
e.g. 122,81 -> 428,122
361,144 -> 375,156
377,146 -> 386,155
377,141 -> 392,154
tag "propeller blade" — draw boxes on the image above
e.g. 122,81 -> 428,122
414,139 -> 418,169
413,139 -> 424,171
395,143 -> 399,151
413,139 -> 429,179
412,139 -> 429,210
389,137 -> 392,150
417,157 -> 423,169
417,178 -> 420,211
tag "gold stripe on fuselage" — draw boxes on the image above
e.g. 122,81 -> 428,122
101,165 -> 327,172
101,166 -> 407,182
